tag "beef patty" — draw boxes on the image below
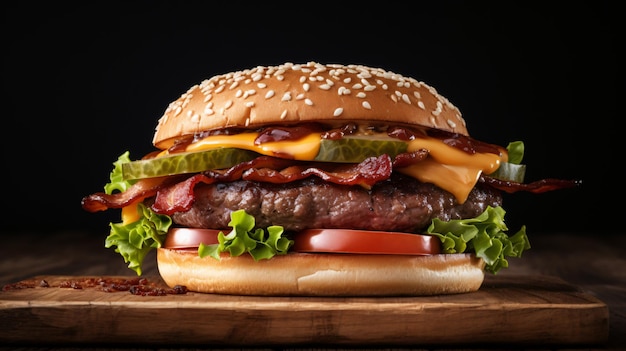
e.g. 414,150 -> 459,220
171,174 -> 502,233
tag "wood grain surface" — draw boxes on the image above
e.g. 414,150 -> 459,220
0,274 -> 608,347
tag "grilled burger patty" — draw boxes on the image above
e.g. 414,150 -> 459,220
170,174 -> 503,232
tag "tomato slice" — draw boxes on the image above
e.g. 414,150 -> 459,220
292,229 -> 441,255
164,227 -> 441,255
163,228 -> 223,249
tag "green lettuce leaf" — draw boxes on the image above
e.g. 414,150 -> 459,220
104,151 -> 136,195
506,141 -> 525,165
105,203 -> 172,275
425,206 -> 530,274
198,209 -> 293,261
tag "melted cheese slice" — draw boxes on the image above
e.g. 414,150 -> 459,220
185,132 -> 321,160
171,131 -> 505,204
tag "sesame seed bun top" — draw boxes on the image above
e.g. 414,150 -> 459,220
152,62 -> 468,149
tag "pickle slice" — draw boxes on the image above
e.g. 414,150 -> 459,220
315,137 -> 407,163
122,148 -> 258,180
489,162 -> 526,183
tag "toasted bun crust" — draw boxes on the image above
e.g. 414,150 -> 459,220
153,62 -> 467,149
157,249 -> 485,296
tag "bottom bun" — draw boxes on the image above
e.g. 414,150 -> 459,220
157,249 -> 486,296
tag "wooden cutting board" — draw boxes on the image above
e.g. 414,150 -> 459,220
0,274 -> 608,347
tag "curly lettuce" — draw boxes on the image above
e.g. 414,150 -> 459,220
425,206 -> 530,274
198,209 -> 293,261
104,151 -> 136,194
106,203 -> 172,275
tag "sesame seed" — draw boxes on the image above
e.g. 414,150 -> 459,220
296,93 -> 305,100
257,83 -> 267,89
402,94 -> 411,104
343,77 -> 352,83
362,101 -> 371,109
305,98 -> 313,106
229,81 -> 239,90
235,89 -> 243,98
352,83 -> 363,89
319,84 -> 331,90
364,85 -> 376,91
245,101 -> 255,108
265,90 -> 275,99
224,100 -> 233,109
214,85 -> 225,94
418,101 -> 425,109
447,119 -> 457,128
280,110 -> 288,119
356,92 -> 366,98
303,83 -> 310,92
333,107 -> 344,116
281,92 -> 292,101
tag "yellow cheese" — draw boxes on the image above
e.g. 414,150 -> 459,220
406,137 -> 505,174
184,132 -> 321,160
121,202 -> 141,225
396,159 -> 482,203
401,137 -> 506,203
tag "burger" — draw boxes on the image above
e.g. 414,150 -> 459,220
81,62 -> 578,296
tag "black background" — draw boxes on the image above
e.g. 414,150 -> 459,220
3,1 -> 622,237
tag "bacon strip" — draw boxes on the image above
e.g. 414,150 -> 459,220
242,154 -> 393,188
392,149 -> 429,168
152,175 -> 215,215
81,175 -> 187,212
479,176 -> 581,193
